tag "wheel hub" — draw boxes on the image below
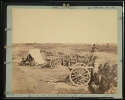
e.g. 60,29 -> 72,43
77,74 -> 83,78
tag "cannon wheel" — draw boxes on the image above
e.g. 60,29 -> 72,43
56,58 -> 61,66
50,59 -> 58,69
69,63 -> 91,87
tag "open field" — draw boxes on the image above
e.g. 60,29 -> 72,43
12,43 -> 117,94
12,63 -> 91,94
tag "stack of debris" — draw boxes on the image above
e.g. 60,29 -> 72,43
104,86 -> 117,94
90,62 -> 117,94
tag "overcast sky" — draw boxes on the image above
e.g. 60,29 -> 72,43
12,8 -> 118,43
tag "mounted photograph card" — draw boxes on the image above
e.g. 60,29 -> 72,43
5,2 -> 123,99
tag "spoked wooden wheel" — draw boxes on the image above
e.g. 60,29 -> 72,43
69,67 -> 91,87
50,59 -> 58,69
56,58 -> 61,66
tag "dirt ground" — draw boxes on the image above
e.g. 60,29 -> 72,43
12,61 -> 91,94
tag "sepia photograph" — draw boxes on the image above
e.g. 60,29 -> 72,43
11,8 -> 118,95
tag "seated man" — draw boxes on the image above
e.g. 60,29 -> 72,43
19,56 -> 27,66
91,44 -> 98,52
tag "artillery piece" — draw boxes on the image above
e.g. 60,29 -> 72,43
42,50 -> 62,69
44,56 -> 61,69
58,52 -> 98,87
68,62 -> 93,87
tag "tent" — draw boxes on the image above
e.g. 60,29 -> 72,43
28,49 -> 45,65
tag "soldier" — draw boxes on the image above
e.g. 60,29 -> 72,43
91,44 -> 98,52
19,56 -> 26,66
93,57 -> 100,74
22,56 -> 25,61
89,58 -> 104,93
89,57 -> 101,84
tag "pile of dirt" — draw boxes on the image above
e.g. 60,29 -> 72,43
77,52 -> 117,66
48,82 -> 89,91
104,86 -> 117,94
89,63 -> 117,94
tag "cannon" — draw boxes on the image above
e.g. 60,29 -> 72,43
61,53 -> 97,67
68,62 -> 93,87
39,50 -> 62,68
54,52 -> 98,87
44,56 -> 61,69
